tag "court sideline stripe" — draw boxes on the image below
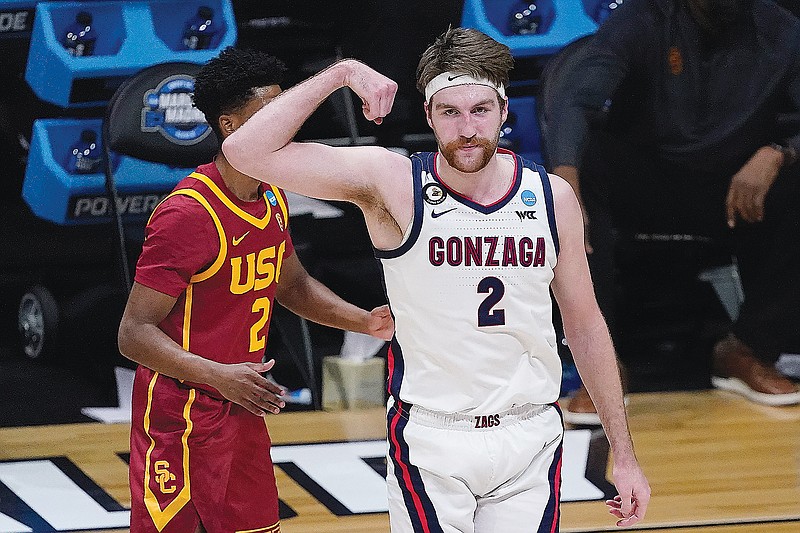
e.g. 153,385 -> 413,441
564,515 -> 800,531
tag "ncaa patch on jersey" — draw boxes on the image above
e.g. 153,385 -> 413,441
266,190 -> 278,206
423,183 -> 446,205
520,190 -> 537,207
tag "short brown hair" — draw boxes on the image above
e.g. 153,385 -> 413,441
416,27 -> 514,96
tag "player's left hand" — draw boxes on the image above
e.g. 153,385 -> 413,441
725,146 -> 783,227
607,461 -> 650,527
341,59 -> 398,125
366,305 -> 394,341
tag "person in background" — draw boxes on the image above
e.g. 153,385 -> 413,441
545,0 -> 800,423
118,47 -> 393,533
223,27 -> 649,531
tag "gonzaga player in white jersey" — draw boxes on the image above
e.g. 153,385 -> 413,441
377,150 -> 566,533
378,149 -> 561,414
223,27 -> 650,533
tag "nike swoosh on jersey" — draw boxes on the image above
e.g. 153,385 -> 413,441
232,231 -> 250,246
431,208 -> 458,218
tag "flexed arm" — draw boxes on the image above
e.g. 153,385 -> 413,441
222,59 -> 412,250
222,60 -> 399,201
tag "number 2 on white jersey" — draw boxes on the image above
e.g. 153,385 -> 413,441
478,276 -> 505,327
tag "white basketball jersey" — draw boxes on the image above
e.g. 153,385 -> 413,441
377,149 -> 562,414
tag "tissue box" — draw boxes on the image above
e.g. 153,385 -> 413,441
322,356 -> 385,410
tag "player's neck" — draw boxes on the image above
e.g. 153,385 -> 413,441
214,154 -> 262,202
435,152 -> 514,205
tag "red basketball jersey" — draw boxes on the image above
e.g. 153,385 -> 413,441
135,161 -> 294,397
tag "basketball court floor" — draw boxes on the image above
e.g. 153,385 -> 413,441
0,389 -> 798,532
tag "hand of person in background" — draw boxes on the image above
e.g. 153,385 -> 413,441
341,59 -> 398,125
208,359 -> 286,416
366,304 -> 394,341
606,460 -> 651,527
552,164 -> 592,254
725,145 -> 784,228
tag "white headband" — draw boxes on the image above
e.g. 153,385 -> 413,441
424,71 -> 506,102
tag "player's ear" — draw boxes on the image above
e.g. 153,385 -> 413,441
424,101 -> 433,129
218,115 -> 236,138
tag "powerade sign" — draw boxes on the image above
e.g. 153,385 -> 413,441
0,9 -> 34,37
142,75 -> 211,145
68,192 -> 168,220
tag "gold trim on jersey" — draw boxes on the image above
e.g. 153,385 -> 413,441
175,189 -> 227,283
182,285 -> 193,351
269,184 -> 289,227
236,521 -> 281,533
147,190 -> 226,360
189,171 -> 273,229
143,373 -> 196,531
148,188 -> 228,283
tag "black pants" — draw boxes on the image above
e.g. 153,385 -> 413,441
581,132 -> 800,363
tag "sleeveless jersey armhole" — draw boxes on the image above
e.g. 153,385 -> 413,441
159,189 -> 228,283
374,153 -> 425,259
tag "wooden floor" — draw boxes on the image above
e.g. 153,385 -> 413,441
1,390 -> 799,532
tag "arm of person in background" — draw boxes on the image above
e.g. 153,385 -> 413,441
548,1 -> 650,252
549,174 -> 650,526
276,252 -> 394,341
725,50 -> 800,227
118,283 -> 286,416
221,59 -> 413,251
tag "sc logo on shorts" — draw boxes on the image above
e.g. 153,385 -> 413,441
154,460 -> 177,494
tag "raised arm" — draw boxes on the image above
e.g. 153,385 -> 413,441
549,175 -> 650,527
222,59 -> 413,250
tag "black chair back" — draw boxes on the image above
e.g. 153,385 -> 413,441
102,62 -> 218,290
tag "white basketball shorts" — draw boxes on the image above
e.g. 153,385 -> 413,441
386,399 -> 564,533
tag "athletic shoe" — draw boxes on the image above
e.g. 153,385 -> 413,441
712,334 -> 800,406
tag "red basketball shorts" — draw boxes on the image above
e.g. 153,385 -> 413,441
129,366 -> 280,533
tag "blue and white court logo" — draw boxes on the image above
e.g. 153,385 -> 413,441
423,183 -> 447,205
520,190 -> 537,207
265,190 -> 278,206
142,75 -> 211,145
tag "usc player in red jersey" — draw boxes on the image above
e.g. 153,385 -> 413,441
118,48 -> 393,533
